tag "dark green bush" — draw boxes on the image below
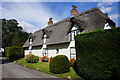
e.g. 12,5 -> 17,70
6,46 -> 23,60
50,55 -> 70,74
26,54 -> 39,63
74,27 -> 120,80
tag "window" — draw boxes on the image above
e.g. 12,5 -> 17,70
42,48 -> 48,56
44,38 -> 47,44
72,31 -> 75,40
29,39 -> 32,45
29,38 -> 32,50
71,30 -> 80,41
104,23 -> 111,30
76,30 -> 80,34
43,34 -> 47,44
70,47 -> 76,59
56,49 -> 59,54
70,47 -> 76,55
29,46 -> 32,50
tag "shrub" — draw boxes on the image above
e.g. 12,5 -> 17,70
6,46 -> 23,60
74,27 -> 120,80
50,55 -> 70,74
69,57 -> 75,67
26,54 -> 39,63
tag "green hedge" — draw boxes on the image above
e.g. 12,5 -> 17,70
50,55 -> 70,74
74,27 -> 120,80
26,54 -> 39,63
6,46 -> 23,60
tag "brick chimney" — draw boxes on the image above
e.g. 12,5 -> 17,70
48,18 -> 53,26
106,13 -> 110,19
71,5 -> 78,16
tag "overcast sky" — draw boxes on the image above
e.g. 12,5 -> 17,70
1,0 -> 119,33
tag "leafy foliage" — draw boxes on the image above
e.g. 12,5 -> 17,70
41,56 -> 48,62
26,54 -> 39,63
1,18 -> 30,48
74,27 -> 120,80
69,57 -> 75,67
1,18 -> 30,56
5,46 -> 23,60
50,55 -> 70,74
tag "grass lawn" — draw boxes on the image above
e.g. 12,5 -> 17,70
16,58 -> 83,80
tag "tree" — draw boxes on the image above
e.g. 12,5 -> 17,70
0,19 -> 2,48
1,18 -> 30,56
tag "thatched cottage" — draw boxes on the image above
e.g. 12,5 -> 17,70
23,5 -> 115,59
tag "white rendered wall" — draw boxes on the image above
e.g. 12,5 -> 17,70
47,43 -> 70,59
24,24 -> 80,60
25,50 -> 30,55
25,49 -> 42,57
25,42 -> 74,60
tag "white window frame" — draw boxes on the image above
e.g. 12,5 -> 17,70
71,31 -> 75,40
29,38 -> 32,50
43,34 -> 47,44
71,29 -> 80,41
70,47 -> 76,59
42,48 -> 48,56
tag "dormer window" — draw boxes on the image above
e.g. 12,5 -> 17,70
29,37 -> 33,50
71,29 -> 80,41
71,24 -> 80,40
104,22 -> 111,30
76,29 -> 80,34
29,38 -> 32,44
72,31 -> 75,40
42,34 -> 48,56
43,34 -> 47,44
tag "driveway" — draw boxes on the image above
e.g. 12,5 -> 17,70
1,57 -> 66,80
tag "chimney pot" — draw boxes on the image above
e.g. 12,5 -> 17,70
106,13 -> 110,19
71,5 -> 78,16
106,13 -> 108,17
72,5 -> 76,10
48,18 -> 53,26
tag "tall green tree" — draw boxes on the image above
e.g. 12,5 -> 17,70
0,19 -> 2,48
1,18 -> 30,49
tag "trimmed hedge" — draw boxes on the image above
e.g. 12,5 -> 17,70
50,55 -> 70,74
6,46 -> 23,60
26,54 -> 39,63
74,27 -> 120,80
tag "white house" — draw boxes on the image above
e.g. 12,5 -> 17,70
23,5 -> 115,60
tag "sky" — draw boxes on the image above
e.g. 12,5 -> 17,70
1,0 -> 120,33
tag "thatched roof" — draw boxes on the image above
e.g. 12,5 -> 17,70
23,7 -> 115,48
